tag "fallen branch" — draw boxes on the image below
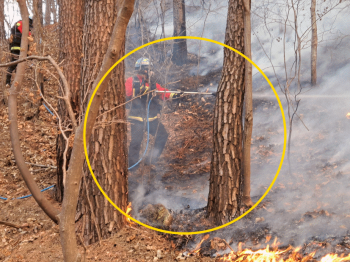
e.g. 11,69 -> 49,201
223,239 -> 235,252
11,160 -> 57,169
0,220 -> 22,229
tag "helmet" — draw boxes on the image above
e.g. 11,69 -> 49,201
135,57 -> 152,72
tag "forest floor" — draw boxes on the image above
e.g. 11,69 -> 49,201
0,52 -> 225,261
3,58 -> 349,261
1,24 -> 350,262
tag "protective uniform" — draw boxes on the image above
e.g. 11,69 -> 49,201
125,58 -> 179,168
6,17 -> 33,86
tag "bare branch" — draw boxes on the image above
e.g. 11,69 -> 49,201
7,0 -> 60,224
0,55 -> 77,130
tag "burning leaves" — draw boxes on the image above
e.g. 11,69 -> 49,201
219,244 -> 350,262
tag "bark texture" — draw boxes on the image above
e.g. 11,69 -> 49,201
36,0 -> 43,26
242,0 -> 253,207
1,0 -> 6,104
45,0 -> 51,25
33,0 -> 44,55
0,0 -> 5,42
77,0 -> 128,245
207,0 -> 245,225
172,0 -> 187,65
56,0 -> 84,202
59,1 -> 134,260
311,0 -> 317,86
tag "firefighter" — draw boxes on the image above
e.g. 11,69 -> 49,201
6,15 -> 33,86
125,57 -> 182,168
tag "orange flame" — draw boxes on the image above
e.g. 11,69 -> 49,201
220,244 -> 350,262
190,234 -> 210,255
126,202 -> 133,224
346,112 -> 350,119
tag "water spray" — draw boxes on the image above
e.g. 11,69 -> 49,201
155,90 -> 217,96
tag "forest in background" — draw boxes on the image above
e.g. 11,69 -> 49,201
0,0 -> 350,261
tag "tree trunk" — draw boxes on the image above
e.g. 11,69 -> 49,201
207,0 -> 245,226
242,0 -> 253,208
56,0 -> 84,202
36,0 -> 43,26
77,0 -> 128,245
172,0 -> 187,65
0,0 -> 7,104
160,0 -> 166,61
59,0 -> 134,259
33,0 -> 44,54
51,0 -> 57,24
0,0 -> 5,42
45,0 -> 51,25
311,0 -> 317,86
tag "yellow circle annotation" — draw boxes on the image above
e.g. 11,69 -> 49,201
83,36 -> 287,235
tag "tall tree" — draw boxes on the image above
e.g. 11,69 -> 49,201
45,0 -> 51,25
77,0 -> 129,245
0,0 -> 7,105
33,0 -> 43,55
310,0 -> 317,86
34,0 -> 43,26
0,0 -> 5,41
207,0 -> 245,225
172,0 -> 187,65
51,0 -> 57,24
242,0 -> 253,207
0,0 -> 134,260
56,0 -> 84,202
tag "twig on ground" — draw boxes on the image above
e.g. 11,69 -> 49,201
223,239 -> 235,252
0,220 -> 22,229
11,160 -> 57,169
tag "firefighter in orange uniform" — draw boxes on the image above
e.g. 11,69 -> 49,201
125,57 -> 181,168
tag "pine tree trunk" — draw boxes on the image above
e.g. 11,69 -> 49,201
55,0 -> 84,202
172,0 -> 187,65
242,0 -> 253,208
207,0 -> 245,225
311,0 -> 317,86
77,0 -> 128,245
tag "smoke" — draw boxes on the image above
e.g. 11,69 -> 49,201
230,0 -> 350,247
126,0 -> 350,248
